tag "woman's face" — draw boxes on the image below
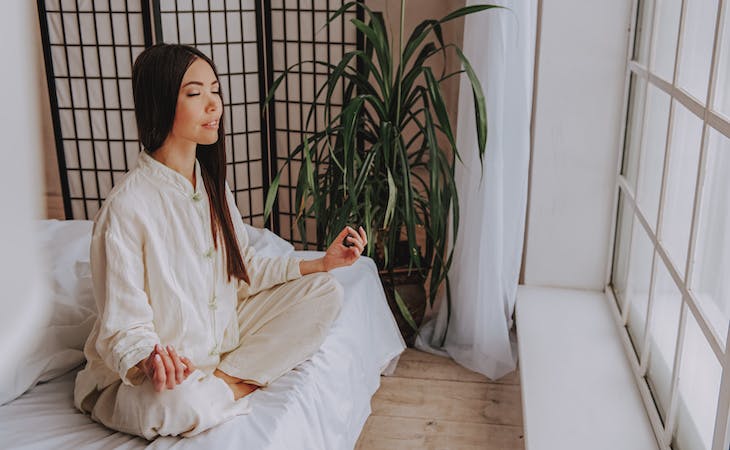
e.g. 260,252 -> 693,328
168,58 -> 222,147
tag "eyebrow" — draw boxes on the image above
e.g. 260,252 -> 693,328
181,80 -> 220,88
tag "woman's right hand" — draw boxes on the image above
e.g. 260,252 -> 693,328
137,344 -> 195,392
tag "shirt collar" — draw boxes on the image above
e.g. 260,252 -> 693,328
138,150 -> 204,197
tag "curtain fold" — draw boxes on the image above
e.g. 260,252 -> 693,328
415,0 -> 536,380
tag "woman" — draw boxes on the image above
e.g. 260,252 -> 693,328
73,44 -> 367,440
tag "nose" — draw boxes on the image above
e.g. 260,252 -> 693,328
206,92 -> 221,113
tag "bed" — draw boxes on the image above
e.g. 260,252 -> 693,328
0,220 -> 405,449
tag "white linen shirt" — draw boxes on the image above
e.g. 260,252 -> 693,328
74,151 -> 302,407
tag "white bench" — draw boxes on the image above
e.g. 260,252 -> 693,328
516,285 -> 658,450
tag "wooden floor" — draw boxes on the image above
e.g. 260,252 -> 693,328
355,349 -> 525,450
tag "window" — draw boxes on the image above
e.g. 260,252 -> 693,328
611,0 -> 730,449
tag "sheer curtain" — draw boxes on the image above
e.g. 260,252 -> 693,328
416,0 -> 536,380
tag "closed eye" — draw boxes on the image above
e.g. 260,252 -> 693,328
186,91 -> 221,97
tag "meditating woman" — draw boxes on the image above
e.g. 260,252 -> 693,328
73,43 -> 367,440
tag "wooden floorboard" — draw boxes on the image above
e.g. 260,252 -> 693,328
356,349 -> 525,450
355,416 -> 524,450
394,350 -> 521,385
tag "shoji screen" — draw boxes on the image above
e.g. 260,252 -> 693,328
39,0 -> 153,220
266,0 -> 360,246
153,0 -> 270,228
38,0 -> 361,246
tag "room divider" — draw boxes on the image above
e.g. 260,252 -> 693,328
37,0 -> 362,247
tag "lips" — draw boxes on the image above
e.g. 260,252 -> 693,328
202,120 -> 219,129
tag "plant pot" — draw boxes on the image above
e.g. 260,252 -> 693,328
379,267 -> 427,347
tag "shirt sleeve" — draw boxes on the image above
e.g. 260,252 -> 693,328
90,209 -> 159,386
224,184 -> 301,298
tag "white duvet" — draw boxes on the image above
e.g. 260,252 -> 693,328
0,246 -> 404,449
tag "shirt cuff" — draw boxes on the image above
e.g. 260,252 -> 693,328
117,342 -> 156,386
286,256 -> 303,281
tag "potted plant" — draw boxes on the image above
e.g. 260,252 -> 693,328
264,0 -> 497,345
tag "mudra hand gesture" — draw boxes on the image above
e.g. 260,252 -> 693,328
322,226 -> 368,271
137,344 -> 196,392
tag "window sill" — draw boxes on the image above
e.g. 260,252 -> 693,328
516,285 -> 658,450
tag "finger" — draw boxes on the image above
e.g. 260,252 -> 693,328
347,237 -> 364,254
346,226 -> 358,238
167,345 -> 185,385
157,346 -> 176,390
347,233 -> 365,252
358,226 -> 368,245
336,226 -> 350,242
166,345 -> 184,384
145,346 -> 163,379
338,227 -> 355,247
180,356 -> 195,378
154,343 -> 164,362
153,354 -> 166,392
344,226 -> 363,245
352,232 -> 365,247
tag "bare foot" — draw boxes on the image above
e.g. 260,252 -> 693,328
213,368 -> 260,400
213,368 -> 241,384
228,382 -> 259,400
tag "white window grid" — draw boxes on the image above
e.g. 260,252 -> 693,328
606,0 -> 730,449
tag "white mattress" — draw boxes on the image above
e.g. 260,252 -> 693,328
0,251 -> 405,450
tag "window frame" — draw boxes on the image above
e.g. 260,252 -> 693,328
607,0 -> 730,449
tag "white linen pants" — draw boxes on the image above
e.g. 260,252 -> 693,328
84,273 -> 343,440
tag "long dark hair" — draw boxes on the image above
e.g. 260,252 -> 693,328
132,43 -> 249,284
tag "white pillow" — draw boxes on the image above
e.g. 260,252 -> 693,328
0,219 -> 293,405
242,222 -> 294,257
0,219 -> 95,405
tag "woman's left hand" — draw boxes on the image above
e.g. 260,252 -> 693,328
322,226 -> 367,271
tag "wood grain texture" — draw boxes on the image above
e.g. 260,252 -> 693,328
355,415 -> 524,450
356,349 -> 525,450
372,377 -> 523,427
394,349 -> 521,385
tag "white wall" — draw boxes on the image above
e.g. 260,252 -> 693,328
0,1 -> 49,385
523,0 -> 633,290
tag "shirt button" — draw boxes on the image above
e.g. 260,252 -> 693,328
209,347 -> 219,356
204,247 -> 215,259
192,192 -> 203,202
208,296 -> 217,310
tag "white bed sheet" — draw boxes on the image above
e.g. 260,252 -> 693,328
0,251 -> 405,450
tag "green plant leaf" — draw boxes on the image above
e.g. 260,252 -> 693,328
364,186 -> 373,257
438,276 -> 452,345
400,43 -> 439,108
439,4 -> 503,24
401,19 -> 438,68
318,1 -> 359,32
354,144 -> 378,194
383,167 -> 397,229
394,288 -> 418,331
263,0 -> 496,333
340,97 -> 364,197
423,67 -> 456,151
263,172 -> 281,221
454,46 -> 487,162
395,139 -> 420,269
351,18 -> 390,90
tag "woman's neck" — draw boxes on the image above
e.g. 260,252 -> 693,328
151,139 -> 197,189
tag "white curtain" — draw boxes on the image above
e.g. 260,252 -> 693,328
416,0 -> 536,380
